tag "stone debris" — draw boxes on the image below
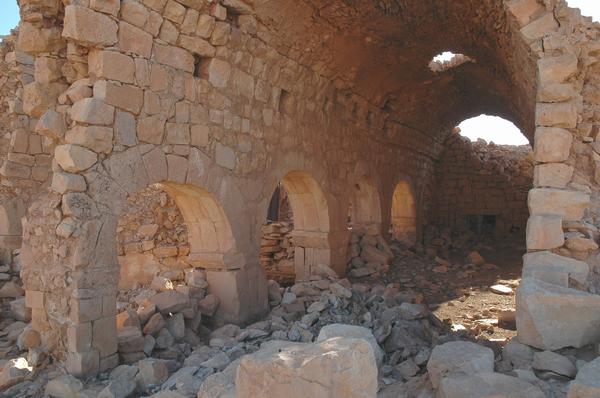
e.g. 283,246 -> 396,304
259,222 -> 295,285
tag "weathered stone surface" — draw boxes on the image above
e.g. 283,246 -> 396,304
200,58 -> 232,88
70,98 -> 115,125
148,291 -> 190,314
55,144 -> 98,172
23,82 -> 65,118
63,5 -> 118,46
35,109 -> 66,140
567,357 -> 600,398
532,350 -> 576,378
526,214 -> 564,250
0,358 -> 32,390
135,358 -> 169,393
45,374 -> 84,398
94,80 -> 144,114
516,278 -> 600,350
533,163 -> 573,188
119,21 -> 154,58
534,127 -> 572,163
65,125 -> 114,154
522,251 -> 588,287
18,22 -> 63,53
51,172 -> 87,194
154,44 -> 195,72
236,338 -> 378,398
89,50 -> 135,83
536,102 -> 578,128
438,372 -> 545,398
138,115 -> 166,144
538,54 -> 578,85
528,188 -> 589,221
427,341 -> 494,389
316,324 -> 383,367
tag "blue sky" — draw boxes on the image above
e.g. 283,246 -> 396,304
0,0 -> 597,144
0,0 -> 19,36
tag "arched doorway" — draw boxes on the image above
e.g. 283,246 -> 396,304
391,181 -> 417,245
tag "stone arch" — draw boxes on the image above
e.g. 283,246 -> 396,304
350,176 -> 382,232
279,170 -> 332,281
160,182 -> 240,270
391,180 -> 417,245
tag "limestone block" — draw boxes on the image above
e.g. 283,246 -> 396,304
166,123 -> 190,144
88,50 -> 135,83
164,0 -> 186,23
534,127 -> 572,162
0,161 -> 30,179
35,57 -> 65,84
138,115 -> 166,144
520,12 -> 558,43
117,326 -> 145,352
121,0 -> 150,27
90,0 -> 121,16
119,21 -> 154,58
115,110 -> 137,146
200,58 -> 231,88
65,125 -> 114,154
522,251 -> 588,287
196,14 -> 216,38
567,357 -> 600,398
516,278 -> 600,350
92,316 -> 118,358
143,147 -> 168,182
532,350 -> 576,377
206,267 -> 268,324
536,102 -> 578,129
154,43 -> 195,73
506,0 -> 545,27
178,35 -> 216,57
528,188 -> 589,221
94,80 -> 143,114
222,0 -> 253,14
438,372 -> 545,398
427,341 -> 494,389
236,338 -> 378,398
167,154 -> 188,183
537,82 -> 577,103
232,69 -> 255,99
316,324 -> 383,367
215,143 -> 236,170
526,214 -> 564,250
23,82 -> 65,118
55,144 -> 98,172
45,375 -> 84,398
534,163 -> 573,188
191,125 -> 209,147
538,54 -> 578,85
35,110 -> 66,140
565,236 -> 598,252
52,172 -> 87,194
66,349 -> 100,376
70,98 -> 115,126
17,22 -> 63,54
148,291 -> 189,314
135,359 -> 169,393
211,21 -> 230,44
63,6 -> 118,46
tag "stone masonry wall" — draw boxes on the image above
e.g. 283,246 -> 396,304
432,133 -> 533,240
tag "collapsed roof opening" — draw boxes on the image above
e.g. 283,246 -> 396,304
456,115 -> 529,146
428,51 -> 475,73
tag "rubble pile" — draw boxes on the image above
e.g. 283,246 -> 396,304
259,222 -> 295,285
0,250 -> 29,363
346,228 -> 393,279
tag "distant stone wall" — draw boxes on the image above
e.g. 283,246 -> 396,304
432,133 -> 533,239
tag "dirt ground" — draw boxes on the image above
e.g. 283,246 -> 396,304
355,239 -> 525,342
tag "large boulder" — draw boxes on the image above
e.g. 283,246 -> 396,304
438,372 -> 545,398
316,324 -> 384,367
426,341 -> 494,389
235,338 -> 378,398
516,278 -> 600,350
567,357 -> 600,398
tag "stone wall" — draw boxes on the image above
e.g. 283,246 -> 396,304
432,133 -> 533,240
